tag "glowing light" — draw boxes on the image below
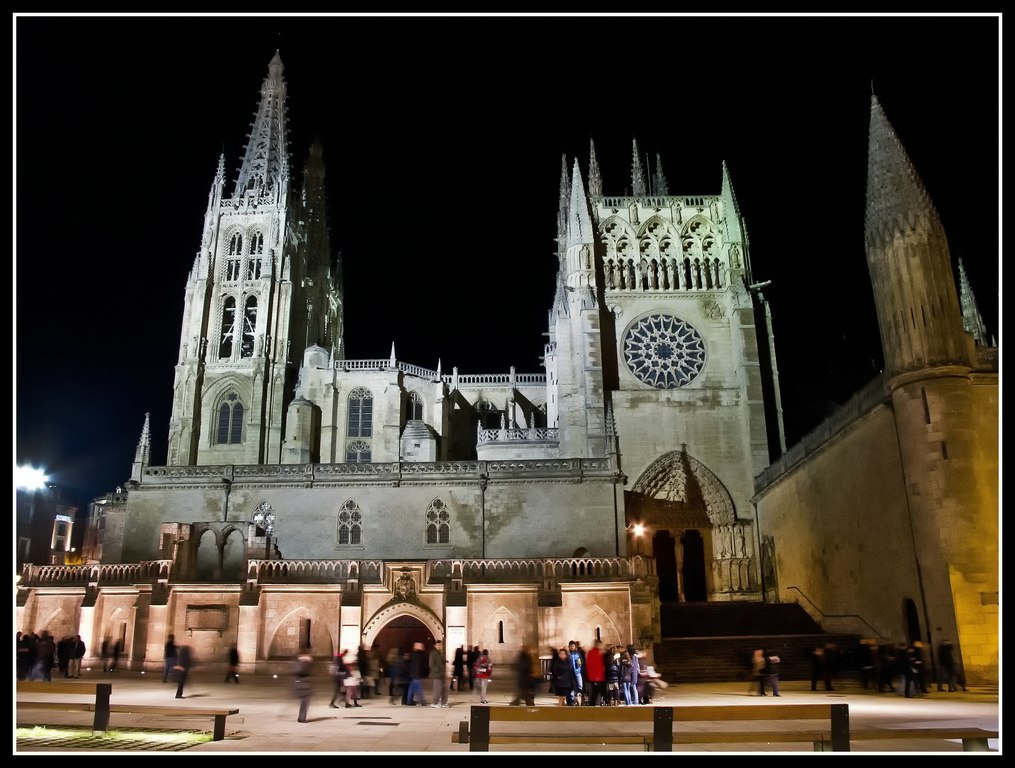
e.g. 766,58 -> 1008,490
15,466 -> 48,490
631,524 -> 646,537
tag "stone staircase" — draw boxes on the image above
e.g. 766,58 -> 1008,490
651,601 -> 861,684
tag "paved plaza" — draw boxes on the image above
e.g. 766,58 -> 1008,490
16,671 -> 1000,754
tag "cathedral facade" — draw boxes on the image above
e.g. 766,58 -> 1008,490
17,54 -> 997,684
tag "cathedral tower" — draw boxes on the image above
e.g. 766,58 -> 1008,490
166,52 -> 342,467
864,95 -> 998,681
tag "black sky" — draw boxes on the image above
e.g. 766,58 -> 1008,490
14,13 -> 1000,511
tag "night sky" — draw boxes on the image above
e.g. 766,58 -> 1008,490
14,13 -> 1000,512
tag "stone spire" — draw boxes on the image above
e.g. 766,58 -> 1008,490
653,152 -> 669,196
719,160 -> 746,258
198,154 -> 227,267
630,139 -> 646,197
864,94 -> 968,375
556,153 -> 571,252
233,51 -> 290,198
567,158 -> 594,249
958,257 -> 990,346
129,412 -> 151,484
588,139 -> 603,200
299,139 -> 344,355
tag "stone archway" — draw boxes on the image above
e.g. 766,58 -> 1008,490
362,601 -> 444,680
628,446 -> 755,600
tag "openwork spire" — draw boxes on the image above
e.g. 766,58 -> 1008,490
567,158 -> 593,248
630,139 -> 646,197
652,152 -> 669,196
958,257 -> 990,346
129,412 -> 151,484
588,139 -> 603,200
233,50 -> 290,198
556,153 -> 571,250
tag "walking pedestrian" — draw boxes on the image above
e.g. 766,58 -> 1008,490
174,643 -> 193,699
224,645 -> 240,683
162,634 -> 177,683
293,647 -> 313,722
428,639 -> 449,707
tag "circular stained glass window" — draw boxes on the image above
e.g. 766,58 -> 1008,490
622,314 -> 706,389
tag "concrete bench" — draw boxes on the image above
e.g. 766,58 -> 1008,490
466,702 -> 850,752
16,681 -> 239,741
844,728 -> 997,752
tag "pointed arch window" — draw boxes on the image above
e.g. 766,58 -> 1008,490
247,231 -> 264,280
241,296 -> 257,358
226,233 -> 243,281
346,440 -> 371,464
338,500 -> 363,545
348,388 -> 373,438
216,392 -> 244,444
425,498 -> 450,544
219,297 -> 237,358
407,391 -> 423,421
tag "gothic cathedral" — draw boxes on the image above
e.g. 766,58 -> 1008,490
18,53 -> 997,685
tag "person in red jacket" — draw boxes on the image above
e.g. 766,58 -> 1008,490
585,640 -> 606,706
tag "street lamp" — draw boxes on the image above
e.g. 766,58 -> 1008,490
627,522 -> 647,556
15,466 -> 48,490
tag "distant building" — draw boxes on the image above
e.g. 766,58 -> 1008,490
17,54 -> 997,685
16,482 -> 80,571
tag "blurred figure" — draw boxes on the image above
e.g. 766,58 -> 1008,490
225,645 -> 239,683
937,639 -> 966,692
365,644 -> 382,698
467,645 -> 480,691
550,648 -> 572,706
451,645 -> 466,691
585,640 -> 606,706
405,641 -> 427,706
473,648 -> 492,704
293,646 -> 313,722
68,635 -> 86,679
343,648 -> 362,707
16,631 -> 32,681
174,643 -> 193,699
385,646 -> 402,703
109,638 -> 122,672
508,643 -> 537,706
31,630 -> 55,681
57,635 -> 73,678
765,650 -> 781,697
752,648 -> 766,695
100,636 -> 111,672
428,639 -> 449,707
604,645 -> 620,706
328,651 -> 347,708
162,633 -> 177,683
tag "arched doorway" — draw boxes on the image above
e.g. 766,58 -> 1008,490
653,530 -> 679,602
373,615 -> 435,672
681,530 -> 706,601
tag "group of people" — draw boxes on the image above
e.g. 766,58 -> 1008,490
17,630 -> 86,681
853,639 -> 966,697
548,639 -> 657,707
327,644 -> 382,709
